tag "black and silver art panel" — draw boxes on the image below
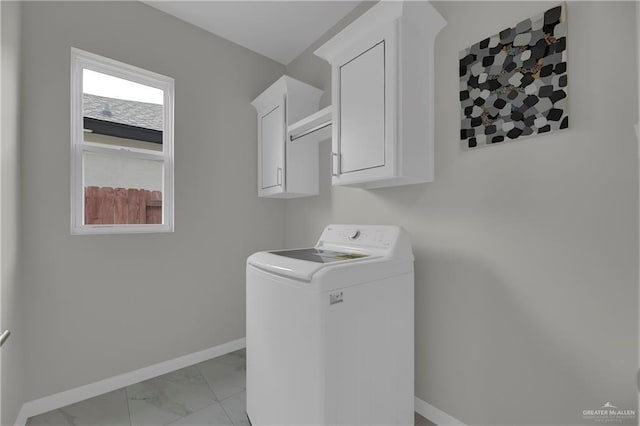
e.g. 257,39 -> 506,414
459,4 -> 568,150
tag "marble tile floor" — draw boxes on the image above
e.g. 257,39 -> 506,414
27,350 -> 248,426
27,348 -> 434,426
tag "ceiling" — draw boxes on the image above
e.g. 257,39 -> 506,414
142,1 -> 362,65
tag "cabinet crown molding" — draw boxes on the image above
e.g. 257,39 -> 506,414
251,75 -> 323,115
315,1 -> 445,62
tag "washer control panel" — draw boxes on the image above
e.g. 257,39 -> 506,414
320,225 -> 397,248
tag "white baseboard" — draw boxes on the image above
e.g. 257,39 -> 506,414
415,396 -> 467,426
14,338 -> 246,426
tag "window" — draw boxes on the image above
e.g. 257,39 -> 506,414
71,48 -> 174,234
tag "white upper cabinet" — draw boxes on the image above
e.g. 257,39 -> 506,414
251,76 -> 323,198
315,1 -> 446,189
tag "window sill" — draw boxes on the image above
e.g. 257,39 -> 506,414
71,224 -> 174,235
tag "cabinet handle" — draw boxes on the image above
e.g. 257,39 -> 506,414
277,167 -> 283,186
331,152 -> 340,177
0,330 -> 10,347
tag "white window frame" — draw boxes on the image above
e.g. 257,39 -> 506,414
70,48 -> 174,234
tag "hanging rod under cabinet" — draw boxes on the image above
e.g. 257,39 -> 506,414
290,121 -> 332,142
287,106 -> 333,144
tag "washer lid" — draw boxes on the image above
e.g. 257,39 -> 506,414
270,248 -> 369,263
247,249 -> 374,282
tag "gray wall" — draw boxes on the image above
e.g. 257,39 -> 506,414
285,2 -> 639,425
20,1 -> 285,402
1,2 -> 24,424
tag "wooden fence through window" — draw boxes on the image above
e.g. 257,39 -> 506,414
85,186 -> 162,225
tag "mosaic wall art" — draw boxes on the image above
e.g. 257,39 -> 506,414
459,4 -> 568,150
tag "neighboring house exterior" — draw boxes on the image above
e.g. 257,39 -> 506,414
82,93 -> 164,192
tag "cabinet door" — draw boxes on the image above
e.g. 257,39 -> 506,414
338,41 -> 386,174
259,99 -> 285,192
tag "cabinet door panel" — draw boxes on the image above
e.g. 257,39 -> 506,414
260,103 -> 285,190
339,41 -> 385,174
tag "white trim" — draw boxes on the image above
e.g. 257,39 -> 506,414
14,338 -> 246,426
82,143 -> 166,161
415,397 -> 467,426
70,47 -> 175,235
71,48 -> 171,91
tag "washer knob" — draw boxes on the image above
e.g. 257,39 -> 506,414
349,230 -> 361,240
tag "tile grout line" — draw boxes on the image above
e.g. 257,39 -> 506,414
194,362 -> 221,402
163,400 -> 222,426
218,388 -> 245,403
124,387 -> 133,426
160,366 -> 221,426
219,390 -> 249,426
137,366 -> 222,426
217,353 -> 248,426
184,362 -> 236,426
219,401 -> 235,426
194,354 -> 244,425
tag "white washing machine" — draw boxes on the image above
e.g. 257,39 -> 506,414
246,224 -> 414,426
